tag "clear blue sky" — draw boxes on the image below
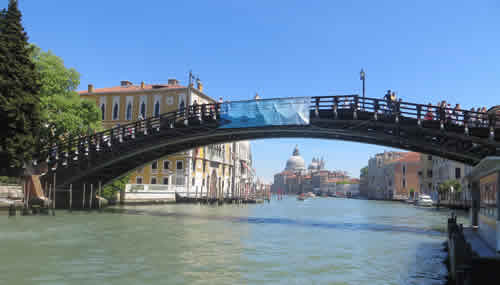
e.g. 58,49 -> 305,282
9,0 -> 500,182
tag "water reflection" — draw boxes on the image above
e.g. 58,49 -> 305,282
105,208 -> 445,236
0,197 -> 458,285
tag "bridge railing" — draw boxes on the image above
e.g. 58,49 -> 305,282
39,102 -> 224,165
39,95 -> 499,170
310,96 -> 498,131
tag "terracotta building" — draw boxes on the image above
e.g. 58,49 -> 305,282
78,78 -> 254,202
364,151 -> 423,200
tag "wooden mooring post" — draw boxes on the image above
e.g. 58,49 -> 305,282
69,184 -> 72,211
82,184 -> 86,209
98,181 -> 102,211
52,173 -> 56,216
89,184 -> 93,210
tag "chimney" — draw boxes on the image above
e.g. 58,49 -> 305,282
140,81 -> 145,89
120,80 -> 133,87
196,78 -> 203,92
168,78 -> 179,86
88,84 -> 94,93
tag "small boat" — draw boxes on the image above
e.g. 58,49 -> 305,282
405,198 -> 416,204
416,194 -> 434,207
305,192 -> 316,198
297,193 -> 306,201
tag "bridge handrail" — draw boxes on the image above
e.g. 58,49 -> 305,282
39,95 -> 499,167
311,96 -> 499,128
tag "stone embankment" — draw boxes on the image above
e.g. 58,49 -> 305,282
446,214 -> 500,284
0,184 -> 23,209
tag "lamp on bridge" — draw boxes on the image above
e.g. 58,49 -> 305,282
360,69 -> 366,110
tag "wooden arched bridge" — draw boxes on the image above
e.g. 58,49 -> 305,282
29,95 -> 500,208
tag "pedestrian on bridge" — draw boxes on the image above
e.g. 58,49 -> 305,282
384,90 -> 392,114
424,104 -> 434,121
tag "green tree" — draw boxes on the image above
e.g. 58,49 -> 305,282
30,45 -> 101,149
360,166 -> 368,177
0,0 -> 41,168
438,180 -> 461,201
101,174 -> 131,203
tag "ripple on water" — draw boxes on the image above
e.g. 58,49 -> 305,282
0,198 -> 455,285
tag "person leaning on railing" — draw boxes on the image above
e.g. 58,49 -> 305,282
384,90 -> 392,114
469,108 -> 476,126
453,104 -> 461,125
481,107 -> 488,127
424,104 -> 434,120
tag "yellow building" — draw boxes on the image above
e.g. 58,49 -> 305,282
79,78 -> 253,202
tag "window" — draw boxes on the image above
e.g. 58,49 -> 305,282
101,104 -> 105,120
175,175 -> 185,185
163,177 -> 169,185
428,155 -> 432,161
166,96 -> 173,105
176,160 -> 183,170
480,180 -> 497,218
192,159 -> 196,171
126,102 -> 132,120
152,161 -> 158,170
402,165 -> 406,176
154,101 -> 160,117
202,178 -> 205,187
113,103 -> 119,120
427,170 -> 433,178
140,101 -> 146,119
455,168 -> 461,179
151,177 -> 157,184
203,162 -> 206,173
192,177 -> 195,186
402,179 -> 406,188
136,176 -> 143,184
163,160 -> 170,170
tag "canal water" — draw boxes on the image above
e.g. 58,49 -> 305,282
0,197 -> 468,285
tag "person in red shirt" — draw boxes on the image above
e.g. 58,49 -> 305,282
424,103 -> 434,121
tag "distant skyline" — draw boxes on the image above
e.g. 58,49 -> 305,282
9,0 -> 500,182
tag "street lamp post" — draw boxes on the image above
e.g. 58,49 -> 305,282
360,69 -> 366,110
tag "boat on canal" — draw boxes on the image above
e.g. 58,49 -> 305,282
297,193 -> 306,201
305,192 -> 316,198
416,194 -> 434,207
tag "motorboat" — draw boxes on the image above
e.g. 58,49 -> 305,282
416,194 -> 434,207
297,193 -> 306,201
405,198 -> 416,204
305,192 -> 316,198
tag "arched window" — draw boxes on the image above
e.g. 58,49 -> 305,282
112,103 -> 119,120
100,104 -> 105,120
154,101 -> 160,117
126,102 -> 132,120
140,102 -> 146,119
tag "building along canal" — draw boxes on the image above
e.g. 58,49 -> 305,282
0,197 -> 466,285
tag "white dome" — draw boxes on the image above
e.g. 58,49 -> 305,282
285,145 -> 306,172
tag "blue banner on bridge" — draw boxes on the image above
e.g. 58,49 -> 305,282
219,97 -> 310,129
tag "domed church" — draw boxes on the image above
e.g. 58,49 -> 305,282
272,145 -> 356,195
285,145 -> 306,173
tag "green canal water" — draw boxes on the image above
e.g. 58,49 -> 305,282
0,197 -> 468,285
